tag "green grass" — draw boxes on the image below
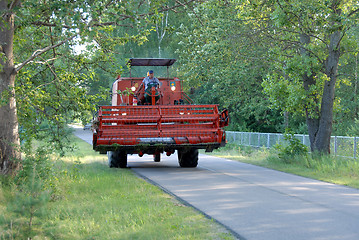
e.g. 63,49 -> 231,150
0,136 -> 234,240
210,143 -> 359,189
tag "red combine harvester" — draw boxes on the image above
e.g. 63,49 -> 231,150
93,58 -> 228,168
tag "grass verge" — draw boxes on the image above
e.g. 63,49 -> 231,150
0,135 -> 234,240
209,143 -> 359,189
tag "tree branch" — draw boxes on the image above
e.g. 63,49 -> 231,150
15,35 -> 76,72
30,57 -> 57,65
348,8 -> 359,18
90,0 -> 204,27
182,0 -> 204,26
32,21 -> 71,29
9,0 -> 21,10
15,0 -> 203,73
91,22 -> 134,28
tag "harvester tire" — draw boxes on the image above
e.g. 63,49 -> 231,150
178,149 -> 198,167
108,150 -> 127,168
154,153 -> 161,162
108,151 -> 118,168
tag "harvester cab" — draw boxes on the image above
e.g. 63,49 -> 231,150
111,58 -> 191,106
93,58 -> 229,168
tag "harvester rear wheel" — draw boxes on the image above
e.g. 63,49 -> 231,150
178,149 -> 198,168
108,150 -> 127,168
154,153 -> 161,162
118,151 -> 127,168
108,151 -> 118,168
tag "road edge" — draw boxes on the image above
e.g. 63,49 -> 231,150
132,169 -> 247,240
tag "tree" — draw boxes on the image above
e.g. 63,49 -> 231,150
0,0 -> 204,175
238,0 -> 359,153
176,1 -> 284,132
155,11 -> 169,57
0,0 -> 21,174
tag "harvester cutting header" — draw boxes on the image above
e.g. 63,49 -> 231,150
93,58 -> 229,168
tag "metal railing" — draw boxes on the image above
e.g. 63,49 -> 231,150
226,131 -> 359,159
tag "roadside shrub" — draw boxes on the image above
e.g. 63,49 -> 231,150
14,148 -> 59,199
348,119 -> 359,136
8,168 -> 50,239
213,143 -> 255,157
240,145 -> 255,156
2,150 -> 53,239
274,130 -> 308,163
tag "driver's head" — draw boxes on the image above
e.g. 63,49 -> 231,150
148,70 -> 154,77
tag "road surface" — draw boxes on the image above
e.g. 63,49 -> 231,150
73,126 -> 359,240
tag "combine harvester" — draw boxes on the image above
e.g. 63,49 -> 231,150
93,58 -> 228,168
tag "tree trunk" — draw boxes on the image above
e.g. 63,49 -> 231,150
300,33 -> 321,152
283,111 -> 289,129
300,15 -> 342,154
303,71 -> 320,152
313,30 -> 341,153
355,53 -> 358,120
0,1 -> 21,175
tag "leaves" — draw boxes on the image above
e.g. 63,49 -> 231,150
175,1 -> 284,132
3,0 -> 203,156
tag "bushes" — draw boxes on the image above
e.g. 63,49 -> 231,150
274,130 -> 308,163
1,136 -> 235,240
1,150 -> 53,239
348,119 -> 359,136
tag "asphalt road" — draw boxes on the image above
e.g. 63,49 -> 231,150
73,126 -> 359,240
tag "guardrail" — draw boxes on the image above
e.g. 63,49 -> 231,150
226,131 -> 359,159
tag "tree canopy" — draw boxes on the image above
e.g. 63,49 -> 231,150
174,0 -> 359,152
1,0 -> 359,174
0,0 -> 203,174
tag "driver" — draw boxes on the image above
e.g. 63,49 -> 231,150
142,70 -> 160,104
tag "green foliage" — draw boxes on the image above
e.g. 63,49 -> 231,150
348,119 -> 359,136
213,143 -> 254,157
175,0 -> 284,132
1,152 -> 52,239
6,0 -> 202,159
274,129 -> 308,163
14,149 -> 58,197
1,135 -> 234,239
118,87 -> 134,96
304,154 -> 359,178
3,0 -> 359,173
15,51 -> 101,155
211,144 -> 359,189
0,87 -> 11,107
235,0 -> 359,136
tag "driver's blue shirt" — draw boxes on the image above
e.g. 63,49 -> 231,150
142,76 -> 160,90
